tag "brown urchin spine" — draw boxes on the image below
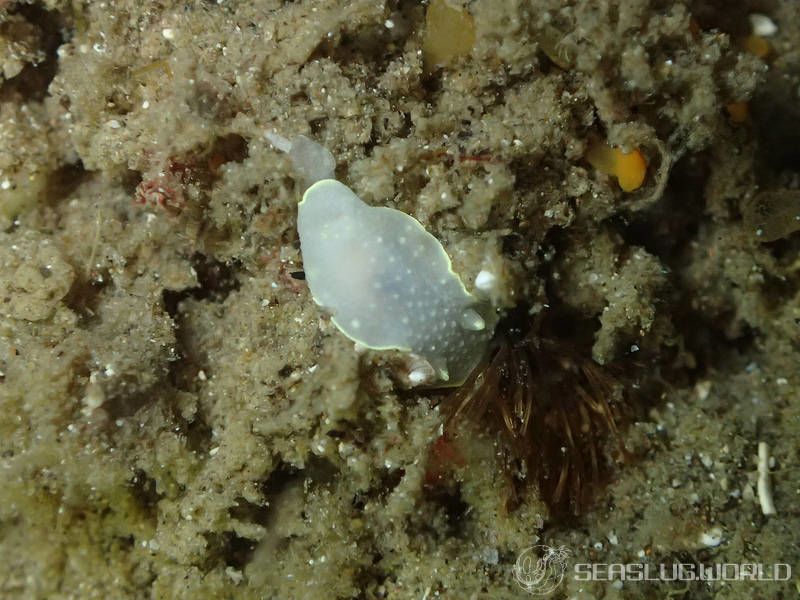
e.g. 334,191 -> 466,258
444,305 -> 637,517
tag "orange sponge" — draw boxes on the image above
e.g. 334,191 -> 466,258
586,142 -> 647,192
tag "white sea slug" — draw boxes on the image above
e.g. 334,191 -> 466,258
268,132 -> 495,386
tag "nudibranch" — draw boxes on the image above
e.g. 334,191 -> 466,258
267,132 -> 495,386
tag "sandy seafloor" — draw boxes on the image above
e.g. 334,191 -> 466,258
0,0 -> 798,598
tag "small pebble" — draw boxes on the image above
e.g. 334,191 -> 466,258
699,527 -> 723,547
474,270 -> 496,291
749,14 -> 778,37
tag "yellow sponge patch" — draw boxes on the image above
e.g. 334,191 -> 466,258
422,0 -> 476,72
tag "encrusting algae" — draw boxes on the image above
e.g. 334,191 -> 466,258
1,1 -> 798,598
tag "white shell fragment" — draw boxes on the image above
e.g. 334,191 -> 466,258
474,269 -> 497,291
298,179 -> 493,386
749,13 -> 778,37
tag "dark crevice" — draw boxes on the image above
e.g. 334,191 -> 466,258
0,4 -> 67,101
308,0 -> 425,102
691,0 -> 776,39
181,404 -> 213,455
128,469 -> 163,522
615,152 -> 758,378
423,483 -> 470,538
308,116 -> 327,134
204,531 -> 256,570
229,496 -> 270,528
617,153 -> 709,264
396,111 -> 413,139
188,81 -> 239,121
120,169 -> 143,196
104,386 -> 161,420
208,133 -> 249,170
304,456 -> 339,486
166,133 -> 249,190
163,253 -> 239,394
223,533 -> 256,569
43,161 -> 89,207
753,66 -> 800,176
162,253 -> 240,318
419,67 -> 443,105
260,462 -> 302,499
63,265 -> 109,320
